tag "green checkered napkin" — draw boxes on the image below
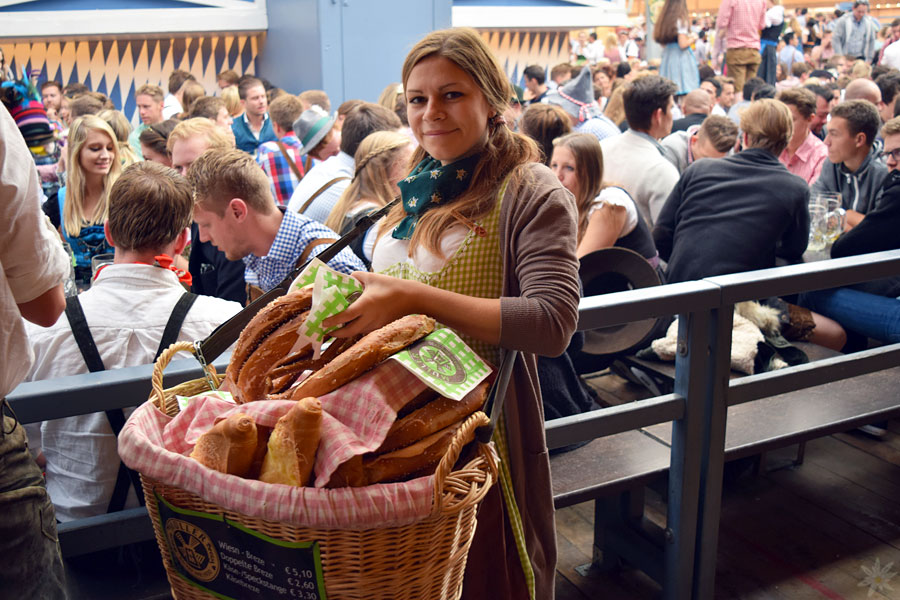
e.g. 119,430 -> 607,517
390,328 -> 491,400
296,262 -> 364,357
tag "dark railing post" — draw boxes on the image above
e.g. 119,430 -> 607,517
692,305 -> 733,599
664,309 -> 709,600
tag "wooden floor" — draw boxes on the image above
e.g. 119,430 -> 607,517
556,372 -> 900,600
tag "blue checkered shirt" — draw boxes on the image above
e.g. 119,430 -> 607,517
576,115 -> 622,143
243,208 -> 367,291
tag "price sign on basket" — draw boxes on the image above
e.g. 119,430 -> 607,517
156,494 -> 327,600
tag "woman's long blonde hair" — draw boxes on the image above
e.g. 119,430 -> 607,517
325,130 -> 410,233
379,27 -> 539,256
98,109 -> 139,168
604,84 -> 627,126
63,115 -> 122,237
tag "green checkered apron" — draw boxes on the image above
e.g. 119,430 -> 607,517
379,179 -> 537,599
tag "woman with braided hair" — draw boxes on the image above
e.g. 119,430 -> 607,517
325,27 -> 580,599
323,130 -> 412,266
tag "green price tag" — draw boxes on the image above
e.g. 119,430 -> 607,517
390,329 -> 491,400
156,493 -> 327,600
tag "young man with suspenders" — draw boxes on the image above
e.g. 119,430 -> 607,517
23,161 -> 242,522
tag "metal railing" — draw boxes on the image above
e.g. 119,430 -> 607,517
8,250 -> 900,596
546,249 -> 900,600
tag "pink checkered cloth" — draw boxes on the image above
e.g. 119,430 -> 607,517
119,360 -> 443,529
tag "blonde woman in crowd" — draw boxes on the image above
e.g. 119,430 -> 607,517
43,115 -> 122,285
604,84 -> 627,128
221,84 -> 242,117
324,130 -> 412,265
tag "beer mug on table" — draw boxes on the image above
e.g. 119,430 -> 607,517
809,192 -> 843,250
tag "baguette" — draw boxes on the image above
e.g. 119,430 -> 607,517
190,413 -> 259,477
377,382 -> 489,453
363,418 -> 475,485
290,314 -> 435,399
258,397 -> 322,486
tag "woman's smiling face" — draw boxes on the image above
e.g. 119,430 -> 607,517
405,55 -> 493,165
79,129 -> 115,178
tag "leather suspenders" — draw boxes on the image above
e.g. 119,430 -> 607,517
63,292 -> 198,512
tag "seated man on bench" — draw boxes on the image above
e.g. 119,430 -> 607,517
24,161 -> 242,522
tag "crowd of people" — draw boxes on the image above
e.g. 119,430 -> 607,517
4,1 -> 900,595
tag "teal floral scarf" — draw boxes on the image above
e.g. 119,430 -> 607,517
392,154 -> 480,240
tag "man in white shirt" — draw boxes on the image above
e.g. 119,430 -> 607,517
163,69 -> 195,119
287,102 -> 401,222
0,103 -> 69,600
24,161 -> 243,522
601,75 -> 681,226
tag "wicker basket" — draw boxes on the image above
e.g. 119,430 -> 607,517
141,341 -> 498,600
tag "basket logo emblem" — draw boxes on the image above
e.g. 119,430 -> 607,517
409,340 -> 467,384
165,518 -> 220,582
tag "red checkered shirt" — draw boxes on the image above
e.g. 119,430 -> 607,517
255,134 -> 307,206
718,0 -> 766,50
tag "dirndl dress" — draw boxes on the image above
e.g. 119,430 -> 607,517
660,42 -> 700,95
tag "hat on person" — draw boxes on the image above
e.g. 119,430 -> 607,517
578,247 -> 663,355
0,72 -> 54,146
544,66 -> 602,123
510,84 -> 525,105
293,105 -> 336,155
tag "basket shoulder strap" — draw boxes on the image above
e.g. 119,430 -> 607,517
297,176 -> 350,215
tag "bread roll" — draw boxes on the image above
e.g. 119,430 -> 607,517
324,455 -> 367,488
259,397 -> 322,486
291,315 -> 435,399
363,418 -> 475,485
378,382 -> 489,453
190,413 -> 258,477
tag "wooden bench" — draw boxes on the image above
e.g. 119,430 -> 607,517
547,341 -> 900,588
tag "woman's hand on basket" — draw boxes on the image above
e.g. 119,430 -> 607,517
324,272 -> 420,338
323,272 -> 503,346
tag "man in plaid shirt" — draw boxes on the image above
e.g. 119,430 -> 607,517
189,147 -> 366,292
255,95 -> 307,206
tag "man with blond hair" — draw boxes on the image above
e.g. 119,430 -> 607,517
128,83 -> 165,157
654,99 -> 809,284
168,118 -> 246,303
24,161 -> 241,522
777,87 -> 829,184
187,147 -> 365,293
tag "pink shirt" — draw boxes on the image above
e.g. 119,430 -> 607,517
779,131 -> 828,185
718,0 -> 766,50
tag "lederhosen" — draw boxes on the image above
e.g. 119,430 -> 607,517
63,292 -> 197,512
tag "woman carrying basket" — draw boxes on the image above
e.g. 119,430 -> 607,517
325,27 -> 581,599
